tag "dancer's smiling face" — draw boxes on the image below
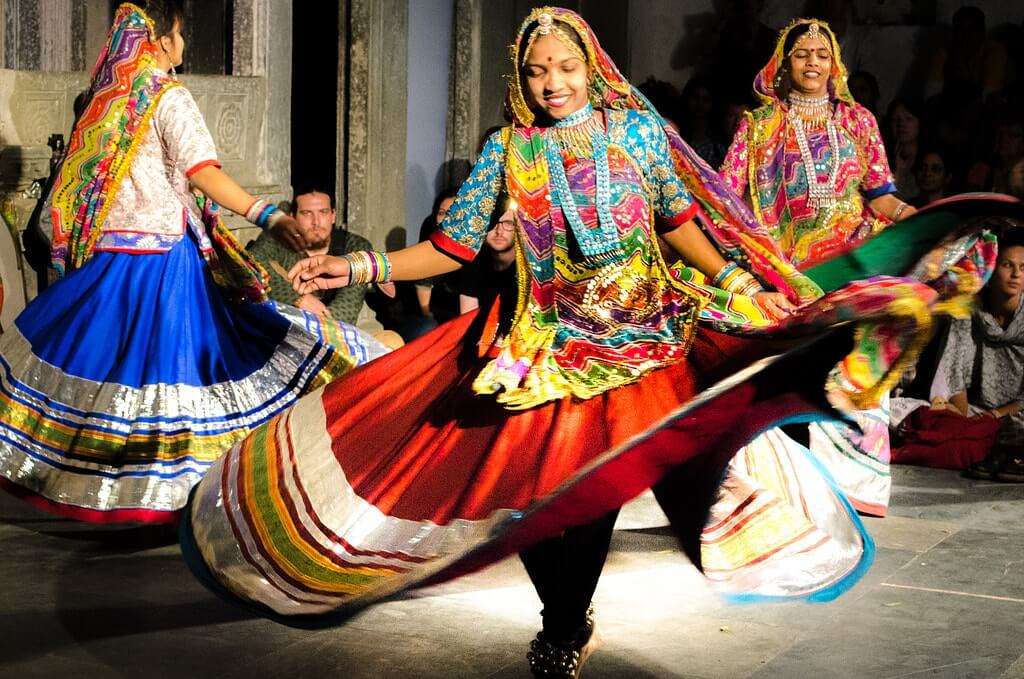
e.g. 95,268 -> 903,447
788,34 -> 832,96
522,33 -> 590,120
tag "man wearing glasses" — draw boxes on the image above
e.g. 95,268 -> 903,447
458,198 -> 517,334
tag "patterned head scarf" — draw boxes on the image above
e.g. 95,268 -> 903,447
501,6 -> 821,304
506,7 -> 647,127
753,18 -> 853,106
50,3 -> 178,275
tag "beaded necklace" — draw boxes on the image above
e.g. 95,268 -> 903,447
545,102 -> 622,260
549,102 -> 603,155
788,92 -> 831,128
787,94 -> 840,211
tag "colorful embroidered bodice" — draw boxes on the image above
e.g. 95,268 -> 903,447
430,109 -> 702,408
721,101 -> 896,269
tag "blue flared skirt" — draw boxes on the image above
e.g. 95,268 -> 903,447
0,234 -> 386,523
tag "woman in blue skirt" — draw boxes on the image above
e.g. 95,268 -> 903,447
0,1 -> 384,524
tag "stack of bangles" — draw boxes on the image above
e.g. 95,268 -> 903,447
713,261 -> 764,296
245,198 -> 288,230
343,250 -> 392,285
892,201 -> 909,221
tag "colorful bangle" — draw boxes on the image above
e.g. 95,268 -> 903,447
265,208 -> 287,230
256,205 -> 278,229
892,201 -> 909,221
713,262 -> 739,287
343,250 -> 392,285
245,198 -> 284,230
714,262 -> 763,296
245,198 -> 269,223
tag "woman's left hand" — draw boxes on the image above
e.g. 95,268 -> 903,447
753,291 -> 796,320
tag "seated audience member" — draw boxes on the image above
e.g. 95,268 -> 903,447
637,77 -> 681,130
248,184 -> 371,325
1009,157 -> 1024,199
414,188 -> 461,325
847,70 -> 880,117
923,6 -> 1008,102
963,115 -> 1024,194
964,157 -> 994,192
883,98 -> 924,199
991,116 -> 1024,194
894,230 -> 1024,479
677,76 -> 726,168
910,149 -> 952,207
458,196 -> 517,330
719,90 -> 753,142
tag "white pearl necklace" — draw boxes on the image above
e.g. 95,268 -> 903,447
787,105 -> 840,210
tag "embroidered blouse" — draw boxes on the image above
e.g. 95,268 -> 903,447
95,85 -> 221,253
430,109 -> 701,408
721,101 -> 896,270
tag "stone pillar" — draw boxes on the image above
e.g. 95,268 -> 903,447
38,0 -> 73,71
445,0 -> 482,182
232,0 -> 267,77
340,0 -> 408,249
335,0 -> 349,223
81,0 -> 110,70
2,0 -> 86,71
261,0 -> 291,195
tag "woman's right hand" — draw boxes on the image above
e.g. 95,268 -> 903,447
753,291 -> 796,320
289,255 -> 350,294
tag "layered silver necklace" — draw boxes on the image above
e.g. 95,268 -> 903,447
787,92 -> 840,210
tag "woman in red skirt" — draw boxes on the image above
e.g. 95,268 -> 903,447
182,8 -> 980,677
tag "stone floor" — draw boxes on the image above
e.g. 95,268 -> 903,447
2,465 -> 1023,678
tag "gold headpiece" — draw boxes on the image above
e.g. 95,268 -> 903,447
537,11 -> 554,34
522,10 -> 587,65
788,21 -> 830,57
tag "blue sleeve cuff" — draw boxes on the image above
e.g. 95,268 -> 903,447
863,182 -> 897,200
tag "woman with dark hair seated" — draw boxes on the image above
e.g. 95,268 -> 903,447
883,97 -> 925,202
940,230 -> 1024,480
892,229 -> 1024,479
910,148 -> 953,207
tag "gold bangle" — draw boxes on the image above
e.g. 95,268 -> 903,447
343,252 -> 368,285
343,251 -> 392,285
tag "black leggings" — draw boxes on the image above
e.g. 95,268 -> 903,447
518,509 -> 619,644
